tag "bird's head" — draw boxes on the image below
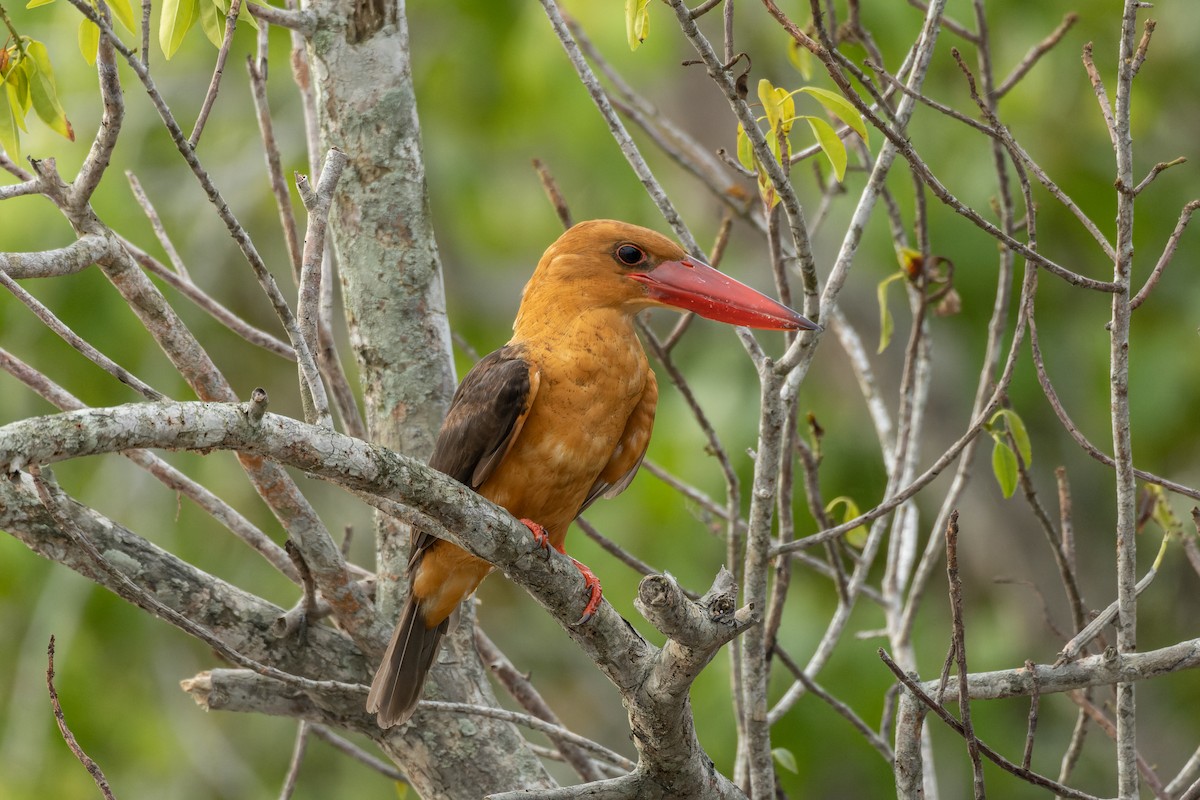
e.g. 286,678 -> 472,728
521,220 -> 819,331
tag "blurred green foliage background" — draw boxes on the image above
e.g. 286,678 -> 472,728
2,0 -> 1199,797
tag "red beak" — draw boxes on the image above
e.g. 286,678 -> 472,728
629,257 -> 820,332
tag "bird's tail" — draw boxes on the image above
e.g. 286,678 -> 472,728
366,593 -> 448,728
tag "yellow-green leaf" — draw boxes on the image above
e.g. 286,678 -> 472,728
989,409 -> 1032,467
804,114 -> 846,181
772,747 -> 799,774
160,0 -> 199,59
78,18 -> 100,66
25,0 -> 56,8
758,79 -> 788,131
0,90 -> 20,161
625,0 -> 650,51
25,41 -> 74,140
991,438 -> 1018,498
736,122 -> 755,172
107,0 -> 139,34
826,496 -> 868,548
799,85 -> 868,144
6,64 -> 31,127
787,38 -> 813,80
198,0 -> 225,47
876,271 -> 904,353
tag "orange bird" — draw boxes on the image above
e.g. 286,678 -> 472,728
366,219 -> 817,727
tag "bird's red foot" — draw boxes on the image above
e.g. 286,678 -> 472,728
566,555 -> 602,626
520,518 -> 553,558
518,519 -> 602,624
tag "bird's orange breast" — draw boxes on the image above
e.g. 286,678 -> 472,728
479,311 -> 651,545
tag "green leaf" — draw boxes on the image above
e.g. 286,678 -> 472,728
25,0 -> 57,8
991,438 -> 1018,498
799,85 -> 868,143
803,114 -> 846,181
826,496 -> 868,548
787,38 -> 812,80
772,747 -> 799,774
989,409 -> 1032,467
625,0 -> 650,51
25,41 -> 74,140
198,0 -> 225,47
0,89 -> 20,161
5,62 -> 31,127
735,122 -> 755,172
78,18 -> 100,66
876,271 -> 904,353
107,0 -> 139,34
160,0 -> 199,59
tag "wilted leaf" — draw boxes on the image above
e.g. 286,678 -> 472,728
78,18 -> 100,66
625,0 -> 650,51
804,114 -> 846,181
826,496 -> 867,548
876,271 -> 903,353
897,246 -> 922,279
799,85 -> 868,143
991,438 -> 1018,498
160,0 -> 199,59
25,41 -> 74,140
772,747 -> 799,774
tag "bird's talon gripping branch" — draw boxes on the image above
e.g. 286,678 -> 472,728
521,518 -> 553,557
568,555 -> 603,625
366,220 -> 815,728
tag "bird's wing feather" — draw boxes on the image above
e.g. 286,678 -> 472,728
579,369 -> 658,514
408,346 -> 540,571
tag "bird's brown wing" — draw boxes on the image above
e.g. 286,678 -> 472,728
408,345 -> 541,570
368,346 -> 540,728
578,369 -> 658,515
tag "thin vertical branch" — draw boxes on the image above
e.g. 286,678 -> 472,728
1110,2 -> 1143,796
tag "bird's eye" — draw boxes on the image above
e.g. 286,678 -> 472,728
615,244 -> 646,267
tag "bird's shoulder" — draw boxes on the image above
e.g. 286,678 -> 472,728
428,345 -> 541,488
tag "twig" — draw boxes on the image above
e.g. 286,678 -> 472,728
126,171 -> 190,279
28,468 -> 363,697
46,636 -> 117,800
247,51 -> 304,278
538,0 -> 700,255
190,0 -> 242,148
1131,199 -> 1200,310
1029,317 -> 1200,501
0,347 -> 300,581
879,648 -> 1103,800
945,511 -> 985,797
278,721 -> 309,800
0,269 -> 166,400
1130,156 -> 1186,196
531,158 -> 573,229
1021,659 -> 1040,772
308,724 -> 408,783
419,701 -> 635,771
994,13 -> 1078,99
474,629 -> 607,781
